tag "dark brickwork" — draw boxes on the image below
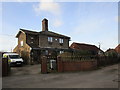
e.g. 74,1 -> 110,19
26,33 -> 39,47
42,18 -> 48,31
39,35 -> 69,49
13,32 -> 31,64
57,58 -> 97,72
57,56 -> 63,72
41,56 -> 47,73
14,18 -> 70,64
41,56 -> 97,73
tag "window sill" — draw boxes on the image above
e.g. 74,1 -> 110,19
60,43 -> 63,46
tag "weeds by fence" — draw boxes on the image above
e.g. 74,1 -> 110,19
60,55 -> 97,61
45,55 -> 120,64
97,56 -> 119,67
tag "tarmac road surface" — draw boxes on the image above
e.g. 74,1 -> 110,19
2,64 -> 119,88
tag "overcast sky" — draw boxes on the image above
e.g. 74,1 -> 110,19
0,0 -> 119,52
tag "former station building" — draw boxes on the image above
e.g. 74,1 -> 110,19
13,18 -> 71,64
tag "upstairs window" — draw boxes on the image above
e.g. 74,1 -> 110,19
59,38 -> 63,44
31,37 -> 34,39
20,41 -> 23,46
48,37 -> 53,42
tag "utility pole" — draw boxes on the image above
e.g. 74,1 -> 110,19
98,42 -> 101,49
97,42 -> 101,55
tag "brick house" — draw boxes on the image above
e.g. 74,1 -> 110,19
13,18 -> 70,64
115,44 -> 120,57
70,42 -> 104,55
115,44 -> 120,54
105,48 -> 118,57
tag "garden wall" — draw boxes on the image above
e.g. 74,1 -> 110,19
57,57 -> 97,72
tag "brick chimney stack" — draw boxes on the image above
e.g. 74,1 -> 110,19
42,18 -> 48,31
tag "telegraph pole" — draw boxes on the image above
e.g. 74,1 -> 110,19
98,42 -> 101,49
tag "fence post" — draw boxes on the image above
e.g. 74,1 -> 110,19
57,56 -> 63,72
41,56 -> 47,74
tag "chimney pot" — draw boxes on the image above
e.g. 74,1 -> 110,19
42,18 -> 48,31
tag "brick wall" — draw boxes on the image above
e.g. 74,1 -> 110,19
41,56 -> 47,73
57,57 -> 97,72
41,56 -> 119,74
26,33 -> 39,47
41,56 -> 97,73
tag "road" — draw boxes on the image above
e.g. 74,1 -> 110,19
2,64 -> 119,88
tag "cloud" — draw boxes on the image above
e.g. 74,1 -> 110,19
68,17 -> 117,51
72,18 -> 105,35
33,0 -> 61,15
100,36 -> 118,51
2,0 -> 119,2
16,0 -> 24,2
33,0 -> 63,27
0,35 -> 17,52
53,19 -> 63,27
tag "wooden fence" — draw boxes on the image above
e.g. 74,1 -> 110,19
97,56 -> 119,67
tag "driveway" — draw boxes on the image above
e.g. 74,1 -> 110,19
2,64 -> 119,88
10,64 -> 41,76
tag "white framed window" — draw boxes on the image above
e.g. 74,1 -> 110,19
45,50 -> 48,55
55,38 -> 58,41
48,37 -> 53,42
59,38 -> 63,43
31,37 -> 34,39
60,51 -> 64,54
21,41 -> 23,46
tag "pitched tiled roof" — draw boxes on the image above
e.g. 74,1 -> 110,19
70,42 -> 103,52
39,30 -> 70,39
16,29 -> 39,37
115,44 -> 120,54
16,29 -> 70,39
20,29 -> 39,34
